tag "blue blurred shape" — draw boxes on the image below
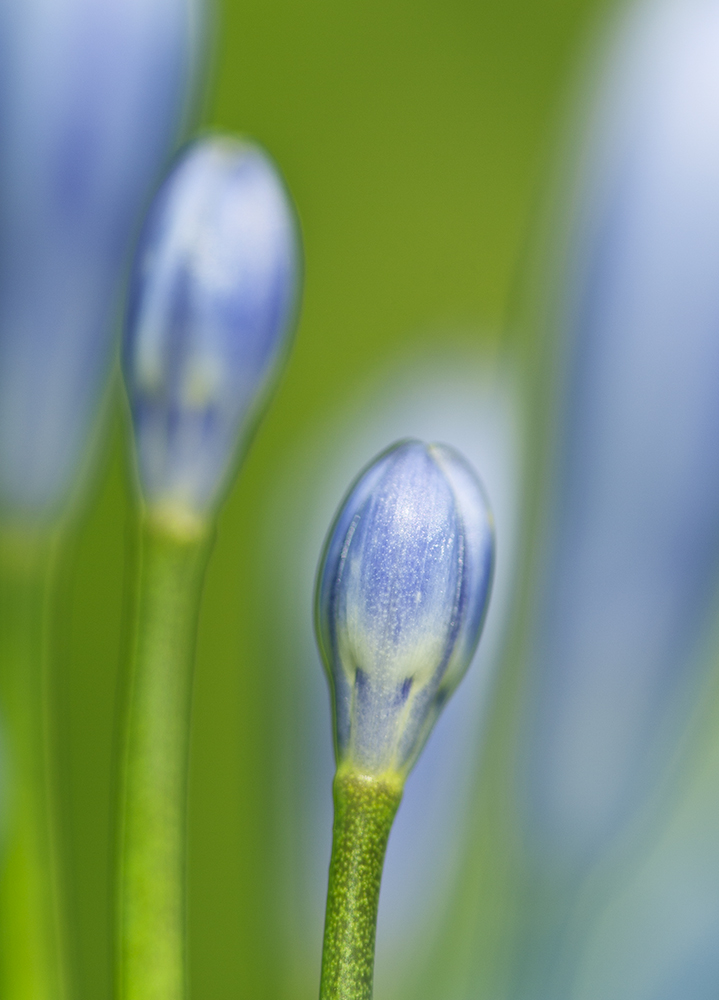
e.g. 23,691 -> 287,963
524,0 -> 719,865
123,136 -> 300,523
316,439 -> 495,779
0,0 -> 204,525
567,673 -> 719,1000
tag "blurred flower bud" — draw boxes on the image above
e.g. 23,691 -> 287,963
524,0 -> 719,865
0,0 -> 204,525
123,137 -> 300,526
315,440 -> 495,779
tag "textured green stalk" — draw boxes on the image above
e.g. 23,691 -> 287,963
0,529 -> 68,1000
117,514 -> 213,1000
320,770 -> 403,1000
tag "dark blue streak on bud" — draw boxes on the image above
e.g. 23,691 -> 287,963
316,440 -> 495,778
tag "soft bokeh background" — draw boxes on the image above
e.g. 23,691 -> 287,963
59,0 -> 625,998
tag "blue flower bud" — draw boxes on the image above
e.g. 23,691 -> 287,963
0,0 -> 204,525
315,440 -> 495,779
123,137 -> 300,526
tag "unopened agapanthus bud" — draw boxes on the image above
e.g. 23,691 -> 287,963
123,136 -> 301,527
315,440 -> 495,780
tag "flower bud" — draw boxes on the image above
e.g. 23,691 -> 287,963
0,0 -> 204,525
315,439 -> 495,779
123,137 -> 301,527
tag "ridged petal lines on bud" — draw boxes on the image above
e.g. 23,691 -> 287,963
123,136 -> 301,525
315,440 -> 495,779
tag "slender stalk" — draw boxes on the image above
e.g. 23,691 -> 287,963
320,769 -> 403,1000
0,528 -> 68,1000
117,513 -> 213,1000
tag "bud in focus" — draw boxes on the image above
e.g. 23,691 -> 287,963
315,440 -> 495,780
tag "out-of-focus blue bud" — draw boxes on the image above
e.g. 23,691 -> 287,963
0,0 -> 204,525
315,440 -> 495,780
524,0 -> 719,866
123,137 -> 300,526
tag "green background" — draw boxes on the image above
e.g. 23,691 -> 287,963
63,0 -> 610,997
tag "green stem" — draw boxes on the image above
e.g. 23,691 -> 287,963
320,770 -> 403,1000
117,514 -> 213,1000
0,529 -> 68,1000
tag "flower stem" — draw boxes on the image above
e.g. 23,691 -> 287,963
320,770 -> 403,1000
0,528 -> 68,1000
117,513 -> 213,1000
